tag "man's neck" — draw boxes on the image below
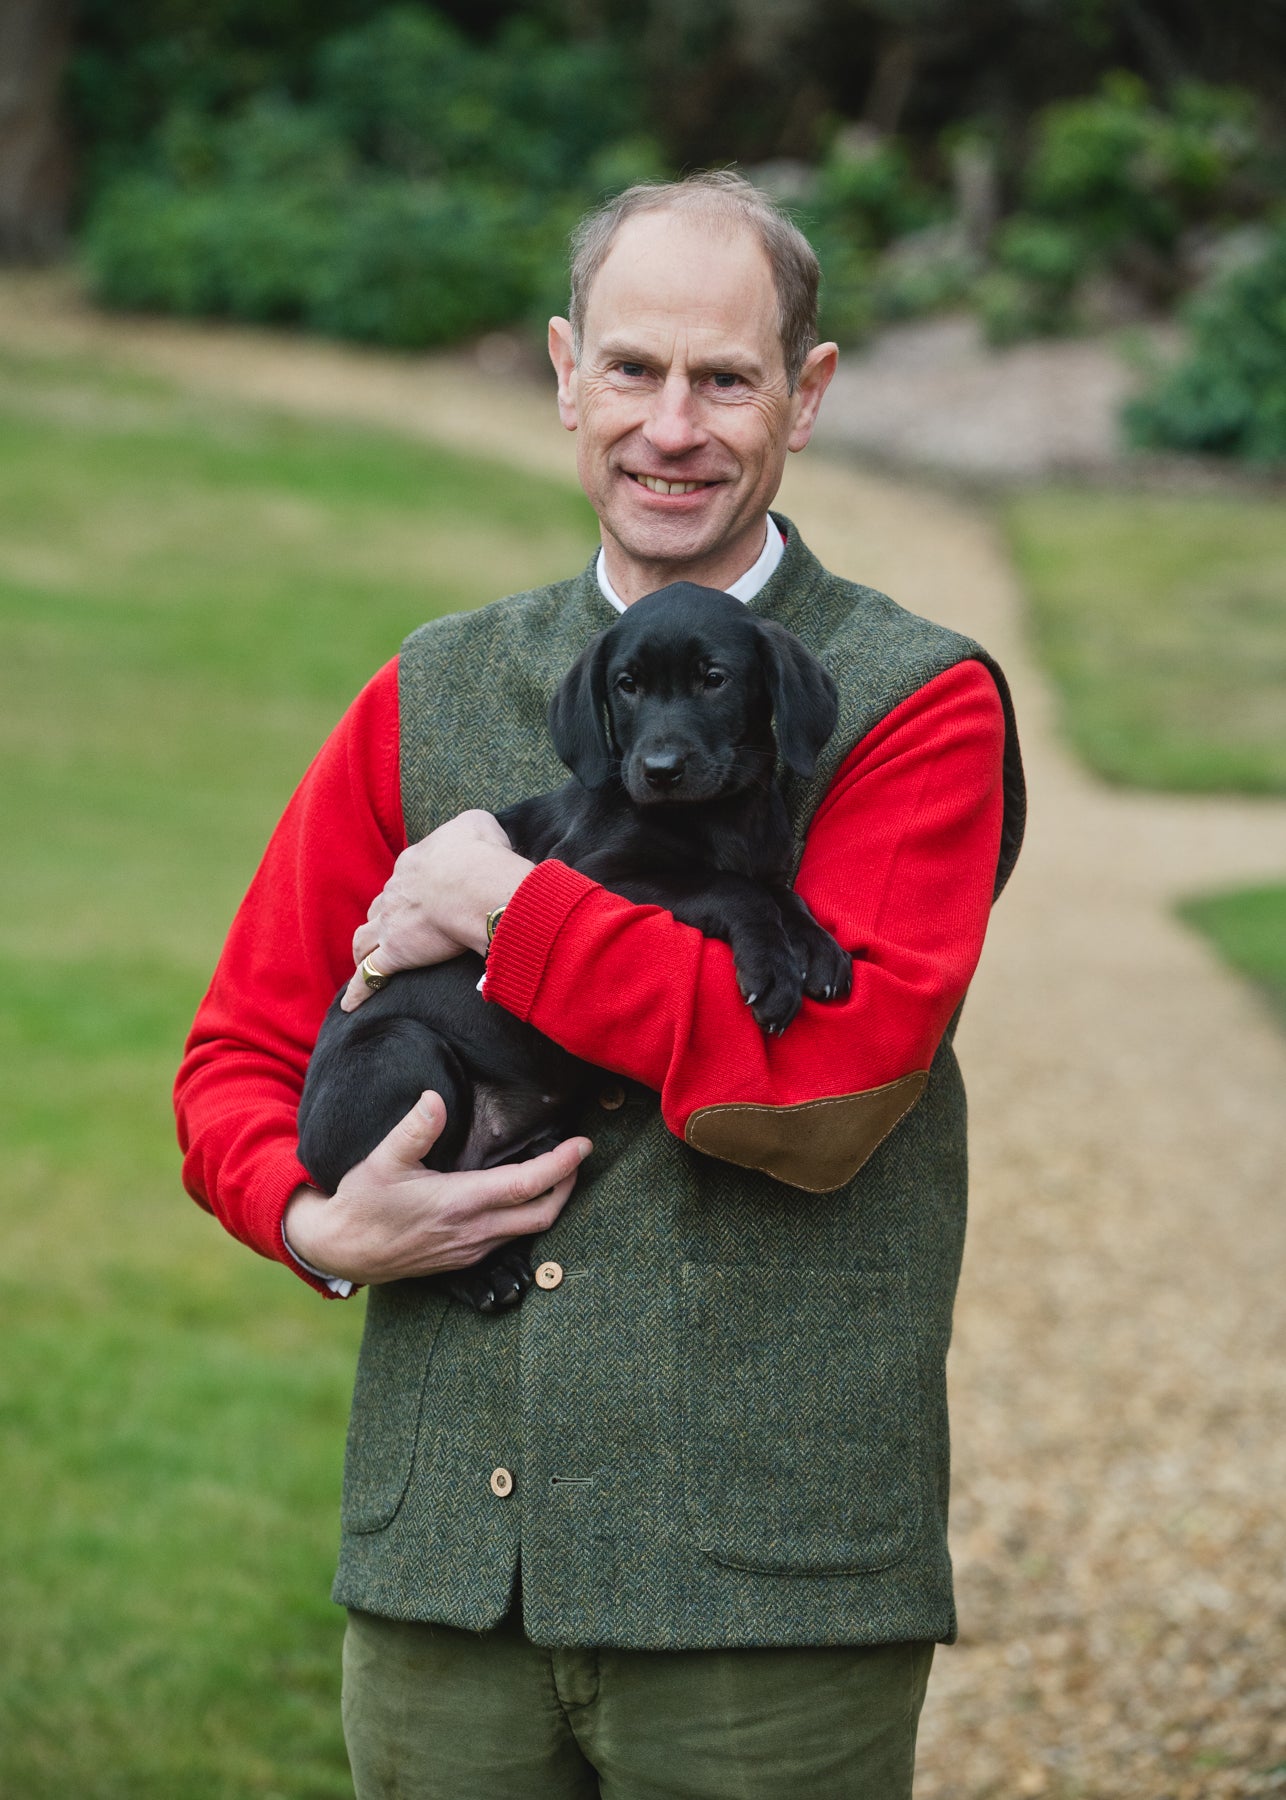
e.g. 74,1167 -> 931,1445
600,517 -> 775,608
594,518 -> 781,615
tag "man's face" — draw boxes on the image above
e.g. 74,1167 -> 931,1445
549,210 -> 835,601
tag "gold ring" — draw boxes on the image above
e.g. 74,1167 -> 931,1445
360,953 -> 390,991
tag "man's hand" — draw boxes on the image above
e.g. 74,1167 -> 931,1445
342,810 -> 534,1011
283,1091 -> 591,1286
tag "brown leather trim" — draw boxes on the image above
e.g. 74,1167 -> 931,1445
684,1072 -> 929,1193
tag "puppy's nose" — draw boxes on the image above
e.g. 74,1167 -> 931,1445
642,751 -> 685,790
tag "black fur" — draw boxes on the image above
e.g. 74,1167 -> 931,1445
296,583 -> 852,1310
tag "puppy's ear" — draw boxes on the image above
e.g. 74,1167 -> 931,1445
757,622 -> 839,777
548,631 -> 614,788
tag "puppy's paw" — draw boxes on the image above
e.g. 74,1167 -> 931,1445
738,965 -> 805,1037
793,920 -> 853,1004
444,1244 -> 534,1313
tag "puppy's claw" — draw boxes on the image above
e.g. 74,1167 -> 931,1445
745,992 -> 758,1006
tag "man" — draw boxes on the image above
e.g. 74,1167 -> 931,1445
176,171 -> 1024,1797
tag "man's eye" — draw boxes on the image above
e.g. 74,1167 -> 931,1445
615,673 -> 638,695
619,363 -> 646,379
711,373 -> 740,389
703,669 -> 728,689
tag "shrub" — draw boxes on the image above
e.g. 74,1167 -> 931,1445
870,228 -> 976,323
979,73 -> 1264,343
315,6 -> 640,193
85,178 -> 344,323
80,6 -> 657,352
308,182 -> 535,348
83,99 -> 350,323
810,135 -> 941,252
1124,221 -> 1286,461
1022,71 -> 1177,257
815,236 -> 878,346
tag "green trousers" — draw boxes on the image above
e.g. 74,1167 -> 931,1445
343,1604 -> 934,1799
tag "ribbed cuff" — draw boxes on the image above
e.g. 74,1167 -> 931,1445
260,1149 -> 354,1298
481,859 -> 601,1020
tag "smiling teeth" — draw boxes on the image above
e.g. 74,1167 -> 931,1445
634,475 -> 707,495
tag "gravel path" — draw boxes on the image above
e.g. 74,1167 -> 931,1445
782,462 -> 1286,1800
7,277 -> 1284,1798
812,314 -> 1150,482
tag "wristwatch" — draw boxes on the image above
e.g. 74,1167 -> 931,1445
484,904 -> 507,953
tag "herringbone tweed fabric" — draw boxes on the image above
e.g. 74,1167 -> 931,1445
330,521 -> 1024,1649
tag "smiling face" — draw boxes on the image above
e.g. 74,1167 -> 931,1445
549,209 -> 836,604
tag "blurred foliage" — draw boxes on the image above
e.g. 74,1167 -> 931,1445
1124,222 -> 1286,462
82,8 -> 661,346
975,73 -> 1268,344
69,0 -> 1286,459
799,71 -> 1276,360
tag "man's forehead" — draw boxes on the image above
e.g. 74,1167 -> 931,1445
582,210 -> 779,347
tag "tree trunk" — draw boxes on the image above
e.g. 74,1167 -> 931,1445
0,0 -> 75,262
863,33 -> 919,136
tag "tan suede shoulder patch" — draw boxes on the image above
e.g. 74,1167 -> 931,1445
684,1071 -> 929,1193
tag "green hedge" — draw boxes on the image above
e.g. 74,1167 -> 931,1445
82,6 -> 661,349
1125,222 -> 1286,461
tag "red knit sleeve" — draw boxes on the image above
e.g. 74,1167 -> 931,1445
482,659 -> 1006,1186
173,659 -> 405,1287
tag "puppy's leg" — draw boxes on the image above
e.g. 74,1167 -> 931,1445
774,888 -> 853,1004
442,1082 -> 583,1315
299,1018 -> 530,1313
297,1012 -> 471,1195
627,877 -> 805,1035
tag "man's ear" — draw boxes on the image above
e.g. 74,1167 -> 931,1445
757,621 -> 838,777
787,341 -> 839,453
548,318 -> 579,432
548,631 -> 614,787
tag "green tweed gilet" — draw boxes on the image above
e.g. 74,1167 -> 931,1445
330,520 -> 1024,1649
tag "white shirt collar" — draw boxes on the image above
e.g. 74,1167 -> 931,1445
595,515 -> 786,615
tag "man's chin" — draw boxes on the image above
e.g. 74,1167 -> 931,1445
605,498 -> 740,575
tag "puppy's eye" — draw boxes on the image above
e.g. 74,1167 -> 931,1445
703,669 -> 728,690
615,673 -> 638,695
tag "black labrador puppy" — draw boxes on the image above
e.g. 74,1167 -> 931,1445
297,583 -> 852,1309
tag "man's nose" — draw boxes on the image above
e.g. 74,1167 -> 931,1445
643,376 -> 705,458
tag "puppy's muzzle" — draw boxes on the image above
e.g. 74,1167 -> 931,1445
641,750 -> 685,792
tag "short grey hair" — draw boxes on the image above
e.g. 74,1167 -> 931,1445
567,170 -> 820,392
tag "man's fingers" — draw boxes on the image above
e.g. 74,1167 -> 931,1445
341,939 -> 394,1013
369,1091 -> 447,1172
485,1173 -> 581,1243
341,968 -> 370,1012
487,1137 -> 593,1210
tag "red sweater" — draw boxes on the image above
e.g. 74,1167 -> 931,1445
175,655 -> 1006,1293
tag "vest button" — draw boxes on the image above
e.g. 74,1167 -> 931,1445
489,1467 -> 513,1498
598,1084 -> 626,1111
534,1261 -> 564,1290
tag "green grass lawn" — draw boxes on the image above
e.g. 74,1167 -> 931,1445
1001,486 -> 1286,796
1177,885 -> 1286,1029
0,344 -> 596,1798
1001,485 -> 1286,1025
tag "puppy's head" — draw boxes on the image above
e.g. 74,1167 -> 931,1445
548,583 -> 837,803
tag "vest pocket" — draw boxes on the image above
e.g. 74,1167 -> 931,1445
340,1284 -> 448,1535
676,1263 -> 922,1575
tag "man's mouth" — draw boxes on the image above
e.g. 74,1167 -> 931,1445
628,473 -> 719,496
